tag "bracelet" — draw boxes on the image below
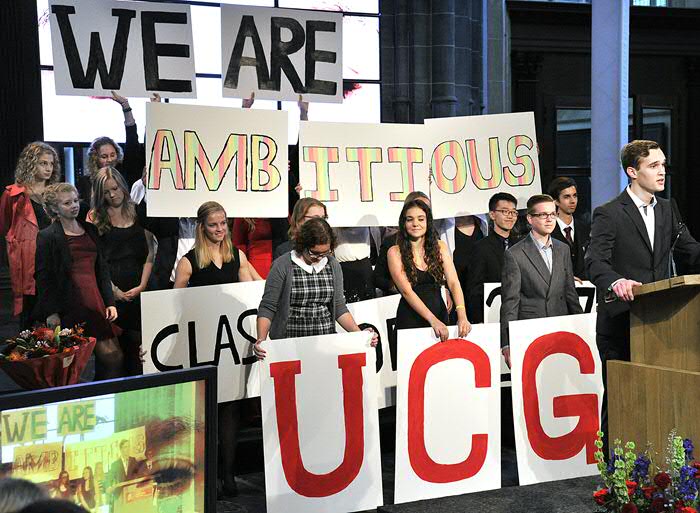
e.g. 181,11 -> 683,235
455,305 -> 465,310
122,107 -> 132,113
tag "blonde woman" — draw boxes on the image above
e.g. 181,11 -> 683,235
90,167 -> 155,375
0,142 -> 60,327
35,183 -> 123,379
173,201 -> 255,497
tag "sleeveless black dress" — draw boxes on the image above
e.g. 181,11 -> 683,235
395,268 -> 448,329
100,224 -> 149,330
183,247 -> 240,287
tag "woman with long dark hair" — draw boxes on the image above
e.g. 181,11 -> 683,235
90,167 -> 155,375
388,199 -> 471,341
35,183 -> 123,379
76,466 -> 96,512
173,201 -> 255,498
0,142 -> 60,328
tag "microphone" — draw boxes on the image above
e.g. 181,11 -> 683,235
668,221 -> 686,278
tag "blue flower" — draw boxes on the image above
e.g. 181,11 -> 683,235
678,464 -> 698,502
684,438 -> 695,461
631,454 -> 651,483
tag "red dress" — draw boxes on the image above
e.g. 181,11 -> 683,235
64,233 -> 120,340
232,218 -> 273,278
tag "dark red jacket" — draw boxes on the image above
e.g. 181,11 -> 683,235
0,185 -> 40,315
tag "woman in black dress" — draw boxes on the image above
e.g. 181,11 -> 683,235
90,167 -> 154,375
388,199 -> 471,341
173,201 -> 255,498
76,466 -> 96,512
35,183 -> 122,379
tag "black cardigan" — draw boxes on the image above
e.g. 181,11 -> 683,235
34,220 -> 115,320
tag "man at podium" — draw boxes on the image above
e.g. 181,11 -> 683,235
587,140 -> 700,365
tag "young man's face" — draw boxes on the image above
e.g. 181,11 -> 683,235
527,201 -> 557,237
556,186 -> 578,216
488,200 -> 518,232
628,148 -> 666,195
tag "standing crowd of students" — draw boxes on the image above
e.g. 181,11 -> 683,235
3,90 -> 700,499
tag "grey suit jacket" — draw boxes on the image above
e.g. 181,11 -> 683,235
500,234 -> 583,347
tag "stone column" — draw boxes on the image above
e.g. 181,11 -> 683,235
430,0 -> 457,119
591,1 -> 630,208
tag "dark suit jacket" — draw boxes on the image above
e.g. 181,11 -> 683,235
467,231 -> 516,323
585,190 -> 700,342
551,218 -> 590,279
500,235 -> 583,347
109,456 -> 138,501
34,221 -> 114,320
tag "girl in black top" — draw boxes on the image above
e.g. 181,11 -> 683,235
90,167 -> 155,376
388,200 -> 472,341
173,201 -> 255,498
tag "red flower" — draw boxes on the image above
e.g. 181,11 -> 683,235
626,480 -> 638,496
654,471 -> 672,489
34,327 -> 55,341
622,503 -> 639,513
642,486 -> 654,499
593,488 -> 609,505
649,497 -> 666,513
678,507 -> 697,513
651,498 -> 666,512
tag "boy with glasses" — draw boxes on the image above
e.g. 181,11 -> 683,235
466,192 -> 520,323
500,194 -> 583,367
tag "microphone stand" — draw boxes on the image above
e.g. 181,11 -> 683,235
668,223 -> 686,279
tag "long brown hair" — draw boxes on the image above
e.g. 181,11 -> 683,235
288,197 -> 327,240
194,201 -> 234,269
397,200 -> 444,286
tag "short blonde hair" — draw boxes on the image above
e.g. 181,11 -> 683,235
14,142 -> 61,186
43,183 -> 79,220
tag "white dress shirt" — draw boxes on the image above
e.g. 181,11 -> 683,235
626,186 -> 657,250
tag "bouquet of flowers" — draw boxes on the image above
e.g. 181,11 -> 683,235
593,430 -> 700,513
0,325 -> 96,389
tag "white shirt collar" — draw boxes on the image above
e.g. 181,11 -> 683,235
556,216 -> 574,231
626,186 -> 657,210
291,250 -> 329,274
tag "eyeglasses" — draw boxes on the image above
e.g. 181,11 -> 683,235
493,209 -> 518,218
529,212 -> 557,220
305,248 -> 332,260
303,215 -> 329,220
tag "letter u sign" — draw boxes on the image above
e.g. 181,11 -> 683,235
269,353 -> 366,498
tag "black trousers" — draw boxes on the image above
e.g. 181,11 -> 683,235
597,330 -> 631,457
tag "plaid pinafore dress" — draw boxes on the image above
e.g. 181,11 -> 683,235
286,262 -> 336,338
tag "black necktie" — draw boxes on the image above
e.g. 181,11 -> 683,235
563,226 -> 573,245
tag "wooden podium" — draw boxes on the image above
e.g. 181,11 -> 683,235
608,275 -> 700,452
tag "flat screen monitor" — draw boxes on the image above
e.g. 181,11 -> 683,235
0,366 -> 217,513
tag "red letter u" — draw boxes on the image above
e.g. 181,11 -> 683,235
407,339 -> 491,483
269,353 -> 366,497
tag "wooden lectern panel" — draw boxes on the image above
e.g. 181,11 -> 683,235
630,275 -> 700,372
608,360 -> 700,456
